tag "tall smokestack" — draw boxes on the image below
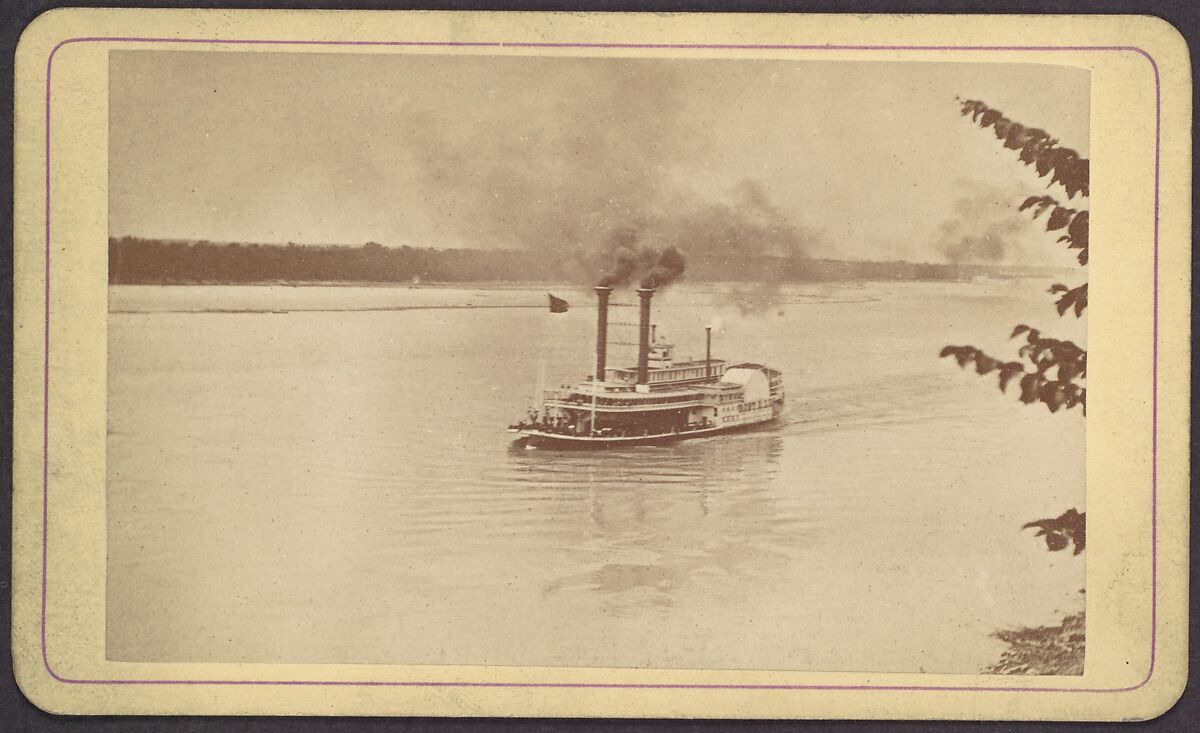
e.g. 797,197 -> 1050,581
594,286 -> 612,381
705,326 -> 712,379
637,288 -> 654,385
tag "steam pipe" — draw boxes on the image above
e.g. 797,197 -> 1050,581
637,288 -> 654,385
594,286 -> 612,381
705,326 -> 712,379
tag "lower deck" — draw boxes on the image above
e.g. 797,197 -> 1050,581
510,407 -> 782,449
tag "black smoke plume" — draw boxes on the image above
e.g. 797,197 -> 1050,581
596,230 -> 642,288
399,58 -> 819,299
597,243 -> 686,290
641,246 -> 686,289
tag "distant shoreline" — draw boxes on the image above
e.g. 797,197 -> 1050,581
108,237 -> 1071,288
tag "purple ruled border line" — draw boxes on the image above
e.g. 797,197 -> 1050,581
41,38 -> 1161,693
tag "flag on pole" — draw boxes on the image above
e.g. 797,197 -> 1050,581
548,294 -> 569,313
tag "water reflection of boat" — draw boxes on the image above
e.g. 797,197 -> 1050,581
524,433 -> 788,614
508,286 -> 784,448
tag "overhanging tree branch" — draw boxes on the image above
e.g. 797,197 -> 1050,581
941,98 -> 1089,559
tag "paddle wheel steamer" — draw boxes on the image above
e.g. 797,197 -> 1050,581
509,286 -> 784,447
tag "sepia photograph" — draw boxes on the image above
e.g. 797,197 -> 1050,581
105,49 -> 1089,675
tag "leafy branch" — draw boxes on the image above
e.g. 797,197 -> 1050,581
1048,282 -> 1088,317
957,98 -> 1089,199
940,323 -> 1086,414
1023,508 -> 1086,554
945,99 -> 1090,560
943,100 -> 1089,410
1019,195 -> 1089,267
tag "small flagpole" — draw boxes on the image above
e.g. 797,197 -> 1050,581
590,378 -> 597,436
534,358 -> 546,419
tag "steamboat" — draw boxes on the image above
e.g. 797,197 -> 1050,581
509,285 -> 784,448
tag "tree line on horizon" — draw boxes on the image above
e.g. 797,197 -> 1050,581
108,236 -> 1047,286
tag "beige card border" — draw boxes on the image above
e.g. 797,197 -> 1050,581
10,9 -> 1192,719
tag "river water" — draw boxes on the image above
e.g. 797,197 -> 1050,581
106,280 -> 1085,673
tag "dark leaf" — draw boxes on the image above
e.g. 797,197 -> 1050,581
1074,286 -> 1087,316
1023,510 -> 1085,554
1003,122 -> 1026,150
980,109 -> 1001,127
1035,146 -> 1055,176
1019,374 -> 1040,404
1021,195 -> 1057,219
975,355 -> 1000,375
1068,210 -> 1089,246
1059,159 -> 1091,199
998,362 -> 1025,392
1010,324 -> 1031,339
1047,149 -> 1080,190
1040,382 -> 1066,412
1024,128 -> 1049,143
1049,283 -> 1069,294
1046,206 -> 1073,231
1062,383 -> 1079,406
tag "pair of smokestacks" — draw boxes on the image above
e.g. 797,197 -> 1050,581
594,285 -> 655,385
594,286 -> 712,386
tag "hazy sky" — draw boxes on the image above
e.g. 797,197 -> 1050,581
110,51 -> 1088,266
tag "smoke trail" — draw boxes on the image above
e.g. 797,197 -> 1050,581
399,57 -> 820,296
597,243 -> 687,290
597,243 -> 640,288
639,246 -> 686,289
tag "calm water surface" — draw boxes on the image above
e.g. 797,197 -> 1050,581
107,281 -> 1086,672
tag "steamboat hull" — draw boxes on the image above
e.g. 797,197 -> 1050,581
515,413 -> 781,449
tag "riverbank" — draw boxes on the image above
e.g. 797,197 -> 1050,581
986,611 -> 1085,675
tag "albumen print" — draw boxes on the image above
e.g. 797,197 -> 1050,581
106,50 -> 1089,674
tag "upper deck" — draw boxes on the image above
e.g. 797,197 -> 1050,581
542,360 -> 783,414
543,377 -> 743,412
603,358 -> 727,387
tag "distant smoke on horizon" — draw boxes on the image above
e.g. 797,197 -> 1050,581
936,181 -> 1034,265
